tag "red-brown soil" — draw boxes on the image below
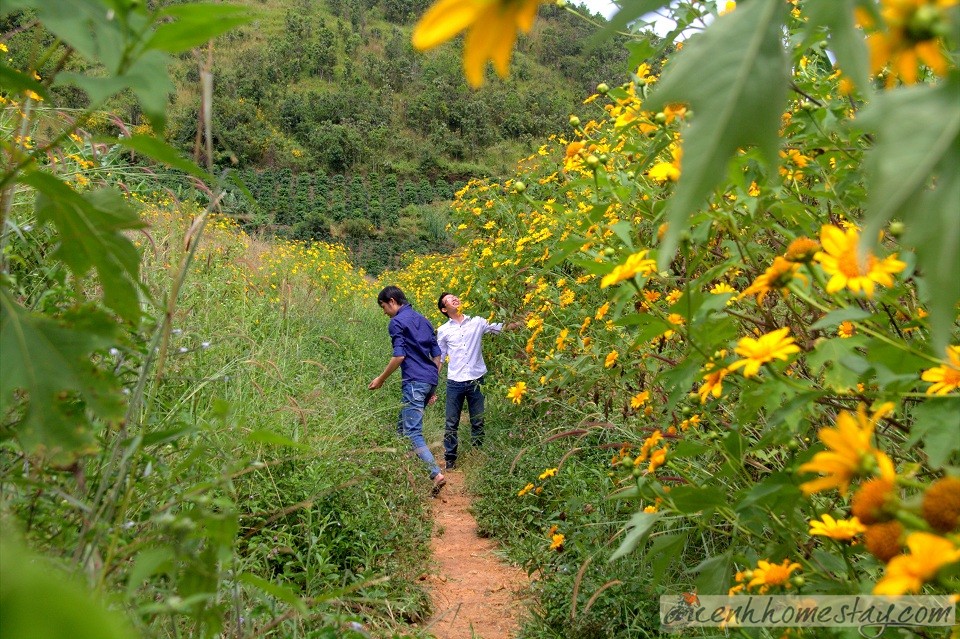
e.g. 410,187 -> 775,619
421,469 -> 529,639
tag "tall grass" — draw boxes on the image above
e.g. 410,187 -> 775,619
2,167 -> 443,636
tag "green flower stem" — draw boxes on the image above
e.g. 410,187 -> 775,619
789,281 -> 939,365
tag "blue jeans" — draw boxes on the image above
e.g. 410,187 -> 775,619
397,380 -> 442,479
444,377 -> 485,467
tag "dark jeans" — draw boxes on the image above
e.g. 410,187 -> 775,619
397,380 -> 442,479
444,377 -> 485,467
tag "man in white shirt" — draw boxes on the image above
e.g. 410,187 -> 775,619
436,292 -> 515,470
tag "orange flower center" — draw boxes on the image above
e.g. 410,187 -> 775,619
837,250 -> 876,278
941,368 -> 960,386
763,564 -> 793,586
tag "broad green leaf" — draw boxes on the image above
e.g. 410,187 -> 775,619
123,51 -> 175,130
648,532 -> 689,588
667,486 -> 727,514
55,74 -> 130,107
860,76 -> 960,352
737,473 -> 798,512
610,510 -> 660,561
690,550 -> 732,596
1,532 -> 136,639
238,572 -> 308,614
113,135 -> 211,181
656,357 -> 702,407
811,548 -> 848,577
809,307 -> 872,331
148,4 -> 253,53
807,336 -> 867,391
125,548 -> 174,598
609,220 -> 635,250
625,38 -> 659,71
861,78 -> 960,235
804,0 -> 870,91
644,0 -> 789,269
22,173 -> 144,321
4,0 -> 125,67
907,399 -> 960,469
544,239 -> 586,268
0,291 -> 123,456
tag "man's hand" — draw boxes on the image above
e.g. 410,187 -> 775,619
368,376 -> 384,390
427,393 -> 437,406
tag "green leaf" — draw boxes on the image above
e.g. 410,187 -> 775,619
609,220 -> 635,251
807,336 -> 867,391
148,4 -> 253,53
804,0 -> 870,91
238,572 -> 308,614
811,548 -> 848,577
860,76 -> 960,352
122,51 -> 175,131
112,135 -> 211,181
125,548 -> 174,598
689,550 -> 732,596
809,308 -> 872,331
908,399 -> 960,469
644,0 -> 789,269
0,292 -> 123,457
667,486 -> 727,514
21,174 -> 145,321
610,510 -> 661,561
648,532 -> 689,588
4,0 -> 131,69
1,532 -> 136,639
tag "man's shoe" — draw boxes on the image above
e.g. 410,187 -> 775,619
432,473 -> 446,496
445,461 -> 456,471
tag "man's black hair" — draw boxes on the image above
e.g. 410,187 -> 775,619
437,291 -> 452,316
378,285 -> 408,306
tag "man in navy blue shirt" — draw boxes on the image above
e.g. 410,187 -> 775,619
369,286 -> 446,494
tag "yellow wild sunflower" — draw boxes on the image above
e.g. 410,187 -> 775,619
873,532 -> 960,594
815,224 -> 906,298
630,390 -> 650,409
858,0 -> 958,86
412,0 -> 543,88
727,327 -> 801,378
740,257 -> 805,304
600,250 -> 657,288
798,403 -> 896,496
746,559 -> 802,594
809,514 -> 866,541
506,381 -> 527,404
698,364 -> 730,404
920,345 -> 960,395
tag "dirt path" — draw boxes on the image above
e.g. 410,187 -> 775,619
421,469 -> 529,639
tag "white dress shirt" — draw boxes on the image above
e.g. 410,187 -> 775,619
437,315 -> 503,382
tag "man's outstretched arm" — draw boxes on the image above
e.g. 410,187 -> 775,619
369,356 -> 404,389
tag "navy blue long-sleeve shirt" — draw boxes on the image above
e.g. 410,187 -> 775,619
388,304 -> 441,385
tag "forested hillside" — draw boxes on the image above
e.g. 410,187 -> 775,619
2,0 -> 632,273
165,0 -> 628,177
